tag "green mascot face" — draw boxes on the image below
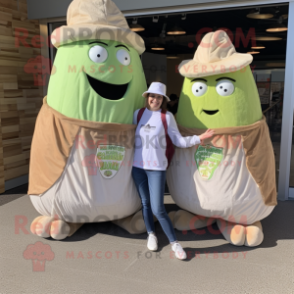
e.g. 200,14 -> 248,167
47,39 -> 146,124
176,66 -> 263,129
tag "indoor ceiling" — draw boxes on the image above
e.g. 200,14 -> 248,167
127,4 -> 289,62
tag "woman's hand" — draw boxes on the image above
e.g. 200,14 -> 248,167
198,129 -> 215,145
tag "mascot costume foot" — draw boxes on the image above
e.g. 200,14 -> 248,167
167,30 -> 277,247
28,0 -> 149,240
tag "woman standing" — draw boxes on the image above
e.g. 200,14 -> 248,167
132,82 -> 214,260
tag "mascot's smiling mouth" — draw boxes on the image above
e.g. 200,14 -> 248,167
203,109 -> 219,115
86,74 -> 129,100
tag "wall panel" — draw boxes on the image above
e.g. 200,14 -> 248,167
0,0 -> 44,192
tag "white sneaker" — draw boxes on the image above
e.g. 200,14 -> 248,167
171,243 -> 187,260
147,233 -> 158,251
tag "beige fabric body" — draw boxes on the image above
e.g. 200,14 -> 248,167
29,98 -> 141,222
166,117 -> 277,225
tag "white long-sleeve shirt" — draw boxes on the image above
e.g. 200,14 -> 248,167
132,108 -> 201,171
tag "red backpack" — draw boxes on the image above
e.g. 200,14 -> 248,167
137,108 -> 175,168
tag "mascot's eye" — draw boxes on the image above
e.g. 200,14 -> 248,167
191,82 -> 207,97
116,49 -> 131,66
89,45 -> 108,63
216,80 -> 235,96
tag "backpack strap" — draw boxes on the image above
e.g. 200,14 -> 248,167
161,109 -> 175,168
137,108 -> 145,124
161,109 -> 168,135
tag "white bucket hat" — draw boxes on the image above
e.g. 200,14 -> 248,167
178,30 -> 253,78
142,82 -> 170,101
51,0 -> 145,54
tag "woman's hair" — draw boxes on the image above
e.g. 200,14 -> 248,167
144,93 -> 168,111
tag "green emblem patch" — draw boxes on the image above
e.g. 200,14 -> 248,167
96,145 -> 125,179
195,145 -> 224,180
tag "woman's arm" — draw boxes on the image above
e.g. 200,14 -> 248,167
167,113 -> 201,148
167,112 -> 214,148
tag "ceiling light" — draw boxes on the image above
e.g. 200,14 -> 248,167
252,36 -> 282,41
129,18 -> 145,32
266,23 -> 288,33
130,24 -> 145,32
167,25 -> 186,35
266,62 -> 285,67
247,51 -> 260,54
251,43 -> 265,49
167,55 -> 179,59
247,8 -> 274,19
151,44 -> 165,50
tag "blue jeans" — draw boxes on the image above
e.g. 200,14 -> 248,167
132,166 -> 177,243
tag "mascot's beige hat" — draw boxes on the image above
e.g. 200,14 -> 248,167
51,0 -> 145,54
179,30 -> 253,78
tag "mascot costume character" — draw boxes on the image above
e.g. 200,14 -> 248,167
167,30 -> 277,247
28,0 -> 147,240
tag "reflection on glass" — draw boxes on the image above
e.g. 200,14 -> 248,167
257,72 -> 284,186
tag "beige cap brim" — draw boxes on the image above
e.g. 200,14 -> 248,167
142,92 -> 170,101
179,53 -> 253,78
51,24 -> 145,54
